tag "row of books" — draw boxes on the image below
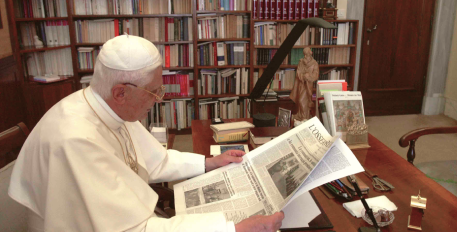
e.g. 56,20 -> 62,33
197,0 -> 252,11
24,48 -> 73,77
197,42 -> 249,66
77,47 -> 101,70
253,68 -> 296,90
143,17 -> 193,42
319,68 -> 349,82
199,97 -> 251,120
157,44 -> 194,68
162,72 -> 194,96
149,99 -> 194,130
19,20 -> 70,48
254,22 -> 355,46
253,0 -> 319,20
74,0 -> 191,15
254,47 -> 350,65
74,19 -> 140,43
197,15 -> 249,39
13,0 -> 67,18
197,68 -> 249,95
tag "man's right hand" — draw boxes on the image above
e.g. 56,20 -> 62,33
235,211 -> 285,232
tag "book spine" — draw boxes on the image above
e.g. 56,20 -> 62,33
214,131 -> 249,143
253,0 -> 257,19
264,0 -> 269,20
283,0 -> 288,20
289,0 -> 294,20
271,0 -> 276,19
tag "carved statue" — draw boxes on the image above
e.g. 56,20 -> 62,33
289,47 -> 319,122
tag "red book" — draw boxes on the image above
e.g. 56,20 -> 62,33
253,0 -> 257,19
301,0 -> 307,18
213,42 -> 217,66
295,0 -> 300,19
276,0 -> 282,19
165,46 -> 170,68
259,0 -> 264,19
271,0 -> 276,19
164,17 -> 169,42
308,0 -> 313,17
114,19 -> 119,36
264,0 -> 269,19
314,0 -> 319,17
289,0 -> 294,20
283,0 -> 288,20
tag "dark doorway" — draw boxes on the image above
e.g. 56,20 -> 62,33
358,0 -> 436,115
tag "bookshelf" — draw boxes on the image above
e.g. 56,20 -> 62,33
6,0 -> 358,130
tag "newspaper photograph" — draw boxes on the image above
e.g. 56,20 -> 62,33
174,117 -> 364,224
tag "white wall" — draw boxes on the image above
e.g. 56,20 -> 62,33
444,9 -> 457,120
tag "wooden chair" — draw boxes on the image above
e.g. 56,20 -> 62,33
399,126 -> 457,196
0,122 -> 30,169
149,184 -> 175,218
0,122 -> 30,232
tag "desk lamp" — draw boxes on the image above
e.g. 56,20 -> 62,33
248,18 -> 337,127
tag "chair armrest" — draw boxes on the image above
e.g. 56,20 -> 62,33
399,126 -> 457,147
398,126 -> 457,164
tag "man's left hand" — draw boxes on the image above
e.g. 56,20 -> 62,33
205,150 -> 245,172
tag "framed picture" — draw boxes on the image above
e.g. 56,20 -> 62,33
278,108 -> 291,127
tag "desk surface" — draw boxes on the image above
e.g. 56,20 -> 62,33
191,119 -> 457,231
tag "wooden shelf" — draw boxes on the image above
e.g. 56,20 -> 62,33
75,41 -> 193,46
198,65 -> 250,69
163,67 -> 194,70
16,17 -> 68,22
79,67 -> 194,72
197,11 -> 251,14
20,45 -> 72,53
163,95 -> 194,100
255,44 -> 356,49
72,14 -> 192,19
197,38 -> 250,42
198,94 -> 249,98
254,64 -> 354,68
27,76 -> 73,84
253,19 -> 359,23
78,69 -> 94,73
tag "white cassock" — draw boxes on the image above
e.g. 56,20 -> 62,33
8,86 -> 236,232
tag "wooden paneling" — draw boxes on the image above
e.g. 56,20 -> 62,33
251,99 -> 297,117
22,80 -> 75,129
0,55 -> 25,132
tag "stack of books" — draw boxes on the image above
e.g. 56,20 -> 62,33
254,89 -> 277,102
249,127 -> 288,148
210,121 -> 254,143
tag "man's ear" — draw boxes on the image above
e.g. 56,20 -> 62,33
111,84 -> 128,104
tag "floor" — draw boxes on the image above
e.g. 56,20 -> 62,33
174,114 -> 457,164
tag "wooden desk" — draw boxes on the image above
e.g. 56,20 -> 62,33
191,119 -> 457,231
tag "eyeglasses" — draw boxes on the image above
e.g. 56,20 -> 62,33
123,83 -> 166,101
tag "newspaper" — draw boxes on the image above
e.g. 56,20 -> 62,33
174,117 -> 364,224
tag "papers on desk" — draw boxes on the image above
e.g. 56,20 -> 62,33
343,195 -> 398,218
281,191 -> 321,229
210,144 -> 249,156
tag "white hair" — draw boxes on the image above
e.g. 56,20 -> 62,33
90,58 -> 160,99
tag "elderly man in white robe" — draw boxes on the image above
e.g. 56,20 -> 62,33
8,35 -> 284,232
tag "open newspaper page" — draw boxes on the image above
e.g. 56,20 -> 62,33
174,117 -> 363,223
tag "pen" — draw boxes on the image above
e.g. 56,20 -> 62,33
329,181 -> 344,192
336,179 -> 353,198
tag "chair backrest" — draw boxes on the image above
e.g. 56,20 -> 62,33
0,123 -> 30,169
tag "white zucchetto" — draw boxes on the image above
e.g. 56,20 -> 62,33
98,34 -> 162,71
